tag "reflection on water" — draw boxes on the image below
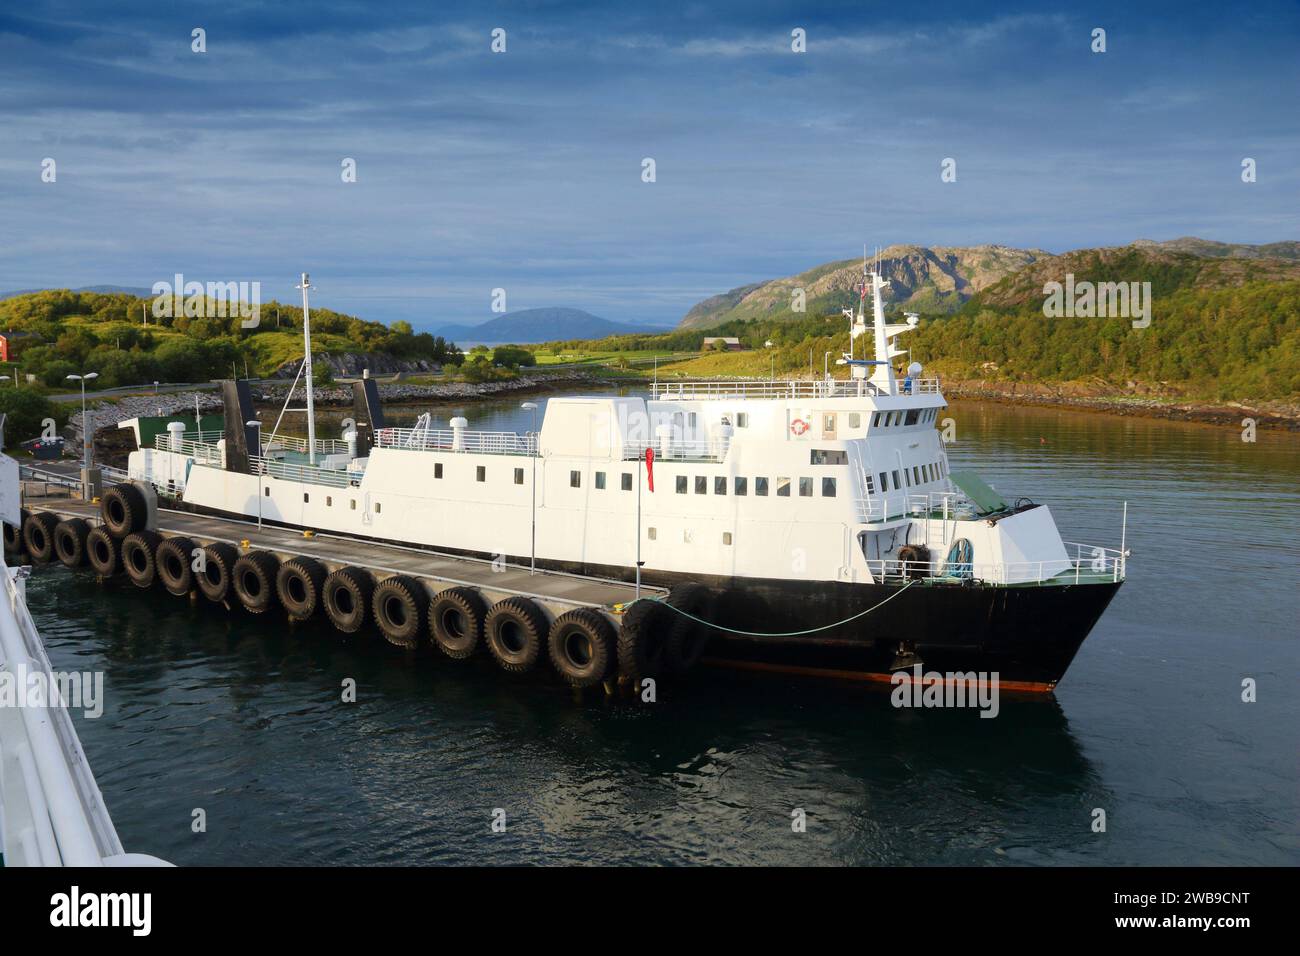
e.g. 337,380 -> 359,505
32,394 -> 1300,865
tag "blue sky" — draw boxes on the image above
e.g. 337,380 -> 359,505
1,0 -> 1297,329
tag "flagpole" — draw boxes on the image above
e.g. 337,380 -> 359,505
635,453 -> 642,598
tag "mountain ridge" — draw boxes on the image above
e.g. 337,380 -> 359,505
435,307 -> 662,343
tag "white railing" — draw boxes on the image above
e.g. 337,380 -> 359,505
854,490 -> 974,524
250,455 -> 355,488
622,439 -> 728,462
652,378 -> 942,400
867,541 -> 1125,586
374,427 -> 537,456
262,433 -> 350,457
154,434 -> 223,465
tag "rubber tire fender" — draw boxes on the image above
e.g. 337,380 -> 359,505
322,566 -> 374,634
484,596 -> 548,673
53,518 -> 90,568
3,509 -> 28,554
156,536 -> 197,596
663,583 -> 713,673
196,542 -> 239,603
121,530 -> 162,588
86,527 -> 121,577
232,551 -> 280,614
616,598 -> 671,681
547,608 -> 617,688
101,484 -> 147,538
277,557 -> 328,621
23,511 -> 59,563
372,574 -> 429,648
428,586 -> 486,659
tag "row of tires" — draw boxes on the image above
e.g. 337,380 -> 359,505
6,506 -> 712,688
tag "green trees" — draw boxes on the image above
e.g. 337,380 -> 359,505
0,389 -> 66,446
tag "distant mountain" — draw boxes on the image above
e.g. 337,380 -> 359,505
0,284 -> 153,301
1130,237 -> 1300,260
677,245 -> 1048,329
968,244 -> 1300,310
435,307 -> 663,343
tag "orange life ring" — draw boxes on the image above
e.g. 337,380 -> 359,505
790,418 -> 809,436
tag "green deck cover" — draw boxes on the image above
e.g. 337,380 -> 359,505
948,470 -> 1008,515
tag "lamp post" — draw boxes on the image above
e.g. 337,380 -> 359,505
65,372 -> 99,467
521,402 -> 539,574
246,419 -> 263,529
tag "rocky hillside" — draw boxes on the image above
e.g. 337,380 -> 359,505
677,244 -> 1048,329
1131,237 -> 1300,260
968,245 -> 1300,311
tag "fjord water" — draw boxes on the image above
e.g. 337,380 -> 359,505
31,396 -> 1299,865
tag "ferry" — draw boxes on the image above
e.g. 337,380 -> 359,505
116,265 -> 1127,691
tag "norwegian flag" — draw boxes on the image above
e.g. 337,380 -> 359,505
645,447 -> 655,492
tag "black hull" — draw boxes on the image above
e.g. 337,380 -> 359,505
170,499 -> 1121,690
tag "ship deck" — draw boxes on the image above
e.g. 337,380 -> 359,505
21,482 -> 661,613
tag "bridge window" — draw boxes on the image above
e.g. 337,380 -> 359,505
375,502 -> 382,514
736,413 -> 749,428
872,412 -> 881,427
714,477 -> 727,495
799,477 -> 813,497
514,468 -> 524,485
755,477 -> 769,496
621,472 -> 633,491
913,466 -> 921,485
326,496 -> 332,506
676,475 -> 687,494
695,476 -> 707,494
303,493 -> 309,503
892,469 -> 901,489
570,470 -> 581,488
811,449 -> 848,465
905,409 -> 919,426
777,477 -> 791,497
435,463 -> 443,479
264,486 -> 270,496
822,477 -> 836,497
849,413 -> 861,429
734,477 -> 747,495
477,466 -> 486,482
595,471 -> 606,489
879,471 -> 888,492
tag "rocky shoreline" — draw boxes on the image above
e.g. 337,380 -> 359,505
935,379 -> 1300,430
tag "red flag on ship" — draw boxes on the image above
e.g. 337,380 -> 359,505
645,447 -> 654,492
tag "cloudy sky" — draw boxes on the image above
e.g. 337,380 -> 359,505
1,0 -> 1296,329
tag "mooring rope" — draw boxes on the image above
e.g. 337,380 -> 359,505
639,580 -> 915,638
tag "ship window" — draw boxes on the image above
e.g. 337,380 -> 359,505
776,477 -> 791,497
872,412 -> 881,427
688,412 -> 698,431
434,463 -> 443,479
695,476 -> 707,494
810,449 -> 847,465
822,477 -> 836,497
799,477 -> 813,497
375,502 -> 382,513
736,413 -> 749,428
264,486 -> 270,496
879,471 -> 888,491
755,477 -> 769,496
621,472 -> 633,491
676,475 -> 687,494
326,496 -> 332,506
734,477 -> 747,495
303,493 -> 309,503
913,466 -> 921,485
864,475 -> 875,494
892,469 -> 901,489
823,413 -> 836,434
905,409 -> 919,426
648,527 -> 657,540
514,468 -> 524,485
595,471 -> 606,490
849,413 -> 861,429
570,470 -> 581,488
477,465 -> 486,482
714,477 -> 727,495
723,532 -> 732,545
904,469 -> 912,487
350,499 -> 356,510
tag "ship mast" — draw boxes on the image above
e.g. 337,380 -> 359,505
296,273 -> 318,465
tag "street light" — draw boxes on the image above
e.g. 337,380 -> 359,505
65,372 -> 100,467
521,402 -> 539,574
246,419 -> 263,529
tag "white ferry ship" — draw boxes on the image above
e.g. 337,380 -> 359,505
118,265 -> 1126,691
